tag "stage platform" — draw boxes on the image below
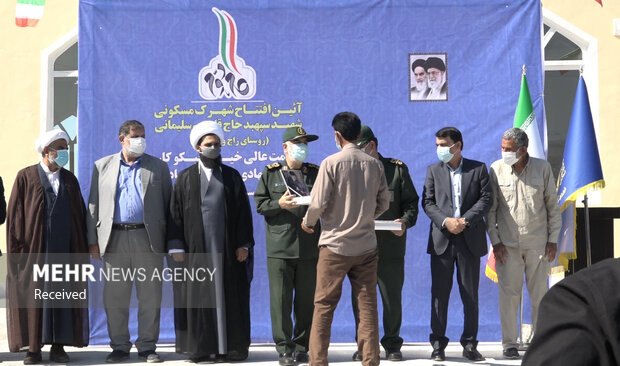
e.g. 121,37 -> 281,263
0,342 -> 523,365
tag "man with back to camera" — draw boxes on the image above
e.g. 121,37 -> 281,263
410,58 -> 430,100
351,125 -> 419,362
301,112 -> 390,366
487,127 -> 561,359
254,126 -> 321,365
424,57 -> 448,100
422,127 -> 492,362
87,119 -> 172,363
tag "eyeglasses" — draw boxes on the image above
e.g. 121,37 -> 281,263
427,71 -> 442,77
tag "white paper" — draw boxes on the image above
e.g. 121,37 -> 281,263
374,220 -> 402,231
292,196 -> 312,205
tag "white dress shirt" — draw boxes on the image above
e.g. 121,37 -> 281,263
40,161 -> 60,195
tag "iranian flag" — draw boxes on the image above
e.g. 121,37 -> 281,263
15,0 -> 45,27
514,73 -> 545,159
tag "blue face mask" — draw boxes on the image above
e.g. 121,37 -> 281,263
436,143 -> 455,163
289,143 -> 308,162
50,148 -> 69,168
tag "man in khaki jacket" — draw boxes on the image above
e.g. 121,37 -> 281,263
487,127 -> 562,360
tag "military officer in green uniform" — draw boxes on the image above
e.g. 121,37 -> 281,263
255,127 -> 321,366
351,125 -> 419,362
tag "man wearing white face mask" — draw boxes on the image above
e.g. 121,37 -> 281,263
422,126 -> 491,362
6,129 -> 89,364
486,127 -> 561,360
87,119 -> 172,363
254,126 -> 320,365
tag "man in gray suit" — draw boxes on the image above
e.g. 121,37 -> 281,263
422,127 -> 491,362
87,120 -> 172,363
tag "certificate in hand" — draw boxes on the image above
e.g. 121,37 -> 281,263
279,169 -> 311,199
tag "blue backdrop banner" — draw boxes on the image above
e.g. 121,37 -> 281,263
78,0 -> 543,345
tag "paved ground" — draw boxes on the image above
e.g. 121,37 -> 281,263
0,307 -> 522,366
0,343 -> 523,366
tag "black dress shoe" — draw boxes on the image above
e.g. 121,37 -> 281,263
188,355 -> 210,363
430,348 -> 445,361
352,351 -> 362,362
387,350 -> 403,361
278,353 -> 294,366
138,350 -> 161,363
294,351 -> 309,363
462,347 -> 485,361
226,350 -> 248,361
105,350 -> 129,363
24,351 -> 42,365
503,347 -> 520,359
50,345 -> 70,363
214,354 -> 227,363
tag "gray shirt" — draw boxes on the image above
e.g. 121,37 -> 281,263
303,143 -> 390,256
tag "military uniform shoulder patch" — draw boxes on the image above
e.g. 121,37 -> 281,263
305,163 -> 320,169
267,162 -> 281,170
390,158 -> 404,166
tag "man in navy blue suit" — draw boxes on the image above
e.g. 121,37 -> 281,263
422,127 -> 492,362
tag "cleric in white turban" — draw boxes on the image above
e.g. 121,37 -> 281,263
34,128 -> 70,154
189,120 -> 225,150
6,127 -> 89,363
169,119 -> 255,362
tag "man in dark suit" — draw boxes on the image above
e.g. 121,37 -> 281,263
422,127 -> 491,362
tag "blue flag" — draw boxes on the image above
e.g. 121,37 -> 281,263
556,76 -> 604,269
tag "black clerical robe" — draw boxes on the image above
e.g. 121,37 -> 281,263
170,162 -> 254,357
6,165 -> 89,352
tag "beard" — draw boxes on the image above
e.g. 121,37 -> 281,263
428,73 -> 444,90
415,80 -> 427,90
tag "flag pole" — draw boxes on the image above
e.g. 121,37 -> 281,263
583,194 -> 592,267
518,287 -> 524,348
578,66 -> 593,268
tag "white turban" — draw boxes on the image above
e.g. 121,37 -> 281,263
35,129 -> 70,153
189,120 -> 224,148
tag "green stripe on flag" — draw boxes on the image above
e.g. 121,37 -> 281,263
17,0 -> 45,5
513,75 -> 533,128
215,12 -> 230,71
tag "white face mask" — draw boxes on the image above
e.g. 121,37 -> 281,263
288,143 -> 308,162
502,151 -> 520,166
436,144 -> 454,163
126,137 -> 146,158
334,135 -> 342,151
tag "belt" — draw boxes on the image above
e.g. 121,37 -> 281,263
112,223 -> 145,231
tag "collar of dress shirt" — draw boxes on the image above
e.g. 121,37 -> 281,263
39,160 -> 60,176
119,151 -> 142,166
447,157 -> 463,172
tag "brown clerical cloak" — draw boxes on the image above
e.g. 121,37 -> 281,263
169,162 -> 254,358
6,165 -> 89,352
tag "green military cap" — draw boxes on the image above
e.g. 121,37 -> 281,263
357,125 -> 376,146
282,126 -> 318,143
